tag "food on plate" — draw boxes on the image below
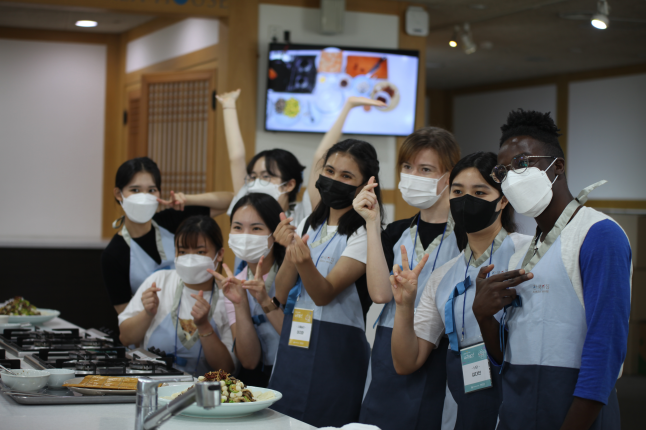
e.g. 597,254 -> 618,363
346,56 -> 388,78
63,376 -> 141,390
163,370 -> 276,404
318,50 -> 343,73
268,68 -> 278,80
0,297 -> 41,316
283,98 -> 300,118
340,77 -> 350,88
275,98 -> 286,114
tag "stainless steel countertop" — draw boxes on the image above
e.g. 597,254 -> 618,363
0,318 -> 316,430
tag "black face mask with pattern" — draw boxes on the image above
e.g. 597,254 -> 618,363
315,175 -> 358,210
450,194 -> 502,234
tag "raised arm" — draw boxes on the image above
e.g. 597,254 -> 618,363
216,89 -> 247,194
307,97 -> 386,208
390,247 -> 434,374
157,190 -> 234,217
211,264 -> 261,371
353,177 -> 392,303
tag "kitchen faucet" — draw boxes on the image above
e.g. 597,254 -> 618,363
135,377 -> 221,430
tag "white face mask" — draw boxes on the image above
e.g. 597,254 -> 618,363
175,254 -> 218,285
502,158 -> 558,218
120,192 -> 159,224
226,180 -> 287,216
247,179 -> 287,200
228,233 -> 272,264
398,172 -> 447,209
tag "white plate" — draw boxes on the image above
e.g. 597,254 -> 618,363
64,377 -> 136,396
7,309 -> 60,325
158,383 -> 282,418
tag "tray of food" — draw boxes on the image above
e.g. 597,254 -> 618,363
0,297 -> 60,325
0,374 -> 136,405
158,370 -> 282,418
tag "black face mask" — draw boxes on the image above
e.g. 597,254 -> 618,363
315,175 -> 358,210
450,194 -> 502,234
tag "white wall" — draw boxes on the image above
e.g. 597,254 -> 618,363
453,85 -> 557,235
126,18 -> 219,73
257,4 -> 400,346
0,38 -> 106,241
568,73 -> 646,200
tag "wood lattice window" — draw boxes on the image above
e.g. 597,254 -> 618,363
139,71 -> 216,201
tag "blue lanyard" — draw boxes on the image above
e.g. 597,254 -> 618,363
285,221 -> 337,314
373,218 -> 448,329
409,214 -> 448,273
174,283 -> 215,375
445,240 -> 494,351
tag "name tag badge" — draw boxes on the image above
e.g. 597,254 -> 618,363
288,308 -> 313,348
460,342 -> 492,393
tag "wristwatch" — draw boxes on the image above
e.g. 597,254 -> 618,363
262,297 -> 283,314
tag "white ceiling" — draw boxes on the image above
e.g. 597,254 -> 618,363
0,1 -> 644,89
0,2 -> 153,33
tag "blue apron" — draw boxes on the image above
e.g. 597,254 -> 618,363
498,182 -> 620,430
146,280 -> 220,376
269,222 -> 370,428
435,229 -> 515,430
360,215 -> 460,430
122,220 -> 175,295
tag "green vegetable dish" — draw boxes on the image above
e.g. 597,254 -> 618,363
0,297 -> 41,316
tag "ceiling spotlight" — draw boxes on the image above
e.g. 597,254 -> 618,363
591,0 -> 610,29
449,26 -> 459,48
460,23 -> 477,55
75,20 -> 97,28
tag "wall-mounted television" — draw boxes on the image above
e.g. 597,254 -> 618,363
264,43 -> 419,137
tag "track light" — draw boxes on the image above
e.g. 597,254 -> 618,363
460,23 -> 477,55
591,0 -> 610,30
449,26 -> 459,48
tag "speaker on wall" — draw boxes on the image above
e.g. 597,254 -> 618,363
321,0 -> 345,35
405,6 -> 429,37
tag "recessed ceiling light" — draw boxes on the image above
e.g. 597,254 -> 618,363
75,20 -> 97,28
449,26 -> 459,48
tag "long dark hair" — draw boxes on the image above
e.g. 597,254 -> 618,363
310,139 -> 384,237
175,215 -> 224,253
229,193 -> 285,267
449,152 -> 516,249
247,149 -> 305,203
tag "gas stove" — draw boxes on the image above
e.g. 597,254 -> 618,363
0,348 -> 21,370
0,327 -> 114,356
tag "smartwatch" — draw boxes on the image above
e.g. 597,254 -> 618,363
262,297 -> 283,314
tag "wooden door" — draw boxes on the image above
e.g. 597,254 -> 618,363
139,70 -> 217,200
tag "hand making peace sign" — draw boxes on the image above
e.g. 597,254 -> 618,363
209,263 -> 246,305
390,245 -> 429,307
242,256 -> 272,308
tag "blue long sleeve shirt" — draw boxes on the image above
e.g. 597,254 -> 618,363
575,219 -> 632,404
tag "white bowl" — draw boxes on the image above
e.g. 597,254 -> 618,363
1,369 -> 50,392
158,384 -> 282,418
46,369 -> 76,388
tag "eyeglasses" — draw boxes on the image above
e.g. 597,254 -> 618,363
244,177 -> 275,187
491,155 -> 556,183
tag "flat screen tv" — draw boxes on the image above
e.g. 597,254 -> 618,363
264,43 -> 419,136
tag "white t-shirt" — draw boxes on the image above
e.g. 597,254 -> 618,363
413,232 -> 532,347
296,217 -> 368,264
118,270 -> 236,365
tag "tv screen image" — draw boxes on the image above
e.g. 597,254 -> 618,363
265,43 -> 419,137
